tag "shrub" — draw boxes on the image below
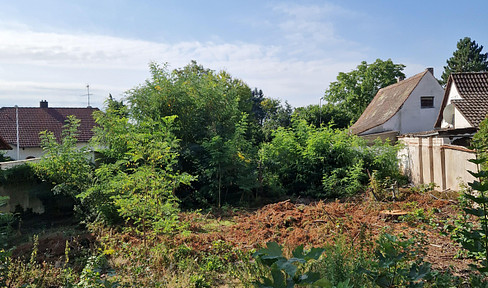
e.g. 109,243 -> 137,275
259,119 -> 402,199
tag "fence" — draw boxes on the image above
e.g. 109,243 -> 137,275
399,135 -> 477,191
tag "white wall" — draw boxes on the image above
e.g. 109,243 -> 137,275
397,73 -> 445,134
399,135 -> 477,191
3,142 -> 92,160
4,146 -> 44,160
361,72 -> 444,136
440,83 -> 471,129
454,109 -> 472,128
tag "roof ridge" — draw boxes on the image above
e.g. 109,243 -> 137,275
351,70 -> 430,135
377,70 -> 427,91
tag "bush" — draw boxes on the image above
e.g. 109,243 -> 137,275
259,119 -> 402,199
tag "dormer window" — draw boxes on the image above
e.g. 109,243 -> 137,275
421,96 -> 434,108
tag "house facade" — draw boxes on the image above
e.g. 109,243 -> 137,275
399,72 -> 488,191
350,68 -> 445,140
0,101 -> 99,160
435,72 -> 488,130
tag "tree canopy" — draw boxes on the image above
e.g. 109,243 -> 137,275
441,37 -> 488,84
323,59 -> 405,124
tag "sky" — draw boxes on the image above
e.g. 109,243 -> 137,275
0,0 -> 487,110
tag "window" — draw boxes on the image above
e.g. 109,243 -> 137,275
421,96 -> 434,108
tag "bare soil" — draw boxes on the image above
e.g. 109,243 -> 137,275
174,190 -> 471,275
12,190 -> 472,275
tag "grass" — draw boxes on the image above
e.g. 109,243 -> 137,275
1,191 -> 487,287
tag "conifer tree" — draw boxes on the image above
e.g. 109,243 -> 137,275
441,37 -> 488,84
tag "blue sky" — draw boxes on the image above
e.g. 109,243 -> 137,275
0,0 -> 487,109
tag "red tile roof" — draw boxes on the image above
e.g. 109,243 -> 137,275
435,72 -> 488,128
0,106 -> 99,148
350,70 -> 428,135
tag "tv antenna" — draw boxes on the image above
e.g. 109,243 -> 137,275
85,84 -> 93,107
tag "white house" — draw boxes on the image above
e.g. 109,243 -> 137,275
435,72 -> 488,130
350,68 -> 445,141
398,72 -> 488,191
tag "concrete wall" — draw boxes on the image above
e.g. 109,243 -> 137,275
444,145 -> 477,189
4,142 -> 93,161
399,135 -> 477,191
0,183 -> 46,214
0,158 -> 40,170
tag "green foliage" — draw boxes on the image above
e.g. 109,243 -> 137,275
0,163 -> 38,186
293,103 -> 352,129
124,61 -> 262,207
35,115 -> 94,196
361,233 -> 433,287
199,113 -> 258,207
453,122 -> 488,274
324,59 -> 405,123
0,196 -> 13,287
76,254 -> 119,288
0,247 -> 11,287
259,97 -> 293,141
310,237 -> 369,287
0,196 -> 13,249
259,119 -> 402,199
127,61 -> 252,145
400,207 -> 438,229
87,115 -> 194,231
473,117 -> 488,170
253,241 -> 328,287
441,37 -> 488,84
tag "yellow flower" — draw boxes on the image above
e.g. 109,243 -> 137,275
103,248 -> 115,255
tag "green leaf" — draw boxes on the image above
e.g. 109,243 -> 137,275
276,259 -> 297,278
254,242 -> 283,259
336,279 -> 352,288
291,245 -> 305,259
469,181 -> 488,192
468,170 -> 488,179
296,272 -> 321,284
408,262 -> 431,282
312,278 -> 333,288
469,158 -> 486,165
464,207 -> 486,217
464,192 -> 488,204
304,247 -> 325,260
270,267 -> 286,288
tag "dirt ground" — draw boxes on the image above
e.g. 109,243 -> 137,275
12,190 -> 472,275
175,190 -> 471,275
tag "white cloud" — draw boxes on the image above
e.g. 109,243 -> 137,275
0,20 -> 363,109
271,2 -> 359,57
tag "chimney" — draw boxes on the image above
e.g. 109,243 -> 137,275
397,75 -> 405,83
40,100 -> 48,108
426,67 -> 434,75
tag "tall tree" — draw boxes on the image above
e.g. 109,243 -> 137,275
125,61 -> 259,206
323,59 -> 405,123
441,37 -> 488,84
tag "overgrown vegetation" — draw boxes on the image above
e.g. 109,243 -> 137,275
2,60 -> 488,286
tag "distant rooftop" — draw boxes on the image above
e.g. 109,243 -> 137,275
0,101 -> 99,148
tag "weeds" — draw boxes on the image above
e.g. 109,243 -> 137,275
252,241 -> 326,287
